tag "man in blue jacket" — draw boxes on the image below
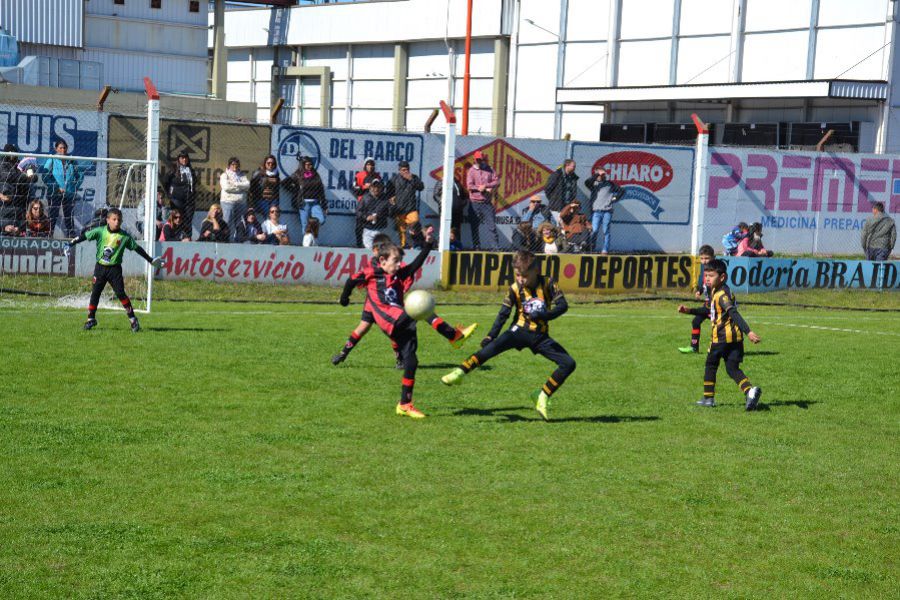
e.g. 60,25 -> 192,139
42,139 -> 83,238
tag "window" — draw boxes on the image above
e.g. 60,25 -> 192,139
189,1 -> 199,12
114,0 -> 124,5
151,0 -> 161,8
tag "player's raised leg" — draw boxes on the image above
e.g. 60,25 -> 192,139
424,314 -> 477,349
441,331 -> 517,386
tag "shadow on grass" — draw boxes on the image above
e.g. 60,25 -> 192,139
744,351 -> 780,356
144,326 -> 230,332
416,363 -> 493,371
756,400 -> 819,411
451,406 -> 660,424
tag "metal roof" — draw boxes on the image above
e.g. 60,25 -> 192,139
0,0 -> 83,48
556,80 -> 889,104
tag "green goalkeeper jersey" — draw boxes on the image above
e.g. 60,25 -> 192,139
84,226 -> 139,266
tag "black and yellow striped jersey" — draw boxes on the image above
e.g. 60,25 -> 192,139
487,275 -> 567,338
709,285 -> 747,344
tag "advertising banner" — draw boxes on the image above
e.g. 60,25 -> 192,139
445,251 -> 695,294
272,126 -> 426,248
0,236 -> 75,276
704,149 -> 900,255
423,134 -> 569,249
156,242 -> 440,287
108,116 -> 271,211
723,257 -> 900,293
571,142 -> 695,253
0,104 -> 107,232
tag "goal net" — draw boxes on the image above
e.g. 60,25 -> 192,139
0,150 -> 156,313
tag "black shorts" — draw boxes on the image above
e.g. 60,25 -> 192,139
92,263 -> 127,298
706,341 -> 744,366
360,308 -> 375,324
484,327 -> 570,360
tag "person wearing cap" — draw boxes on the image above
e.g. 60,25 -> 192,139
358,178 -> 390,249
165,151 -> 197,238
387,159 -> 424,248
521,194 -> 553,231
351,157 -> 378,247
465,150 -> 500,250
232,206 -> 268,244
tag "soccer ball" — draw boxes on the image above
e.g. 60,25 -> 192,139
404,290 -> 435,321
523,298 -> 546,316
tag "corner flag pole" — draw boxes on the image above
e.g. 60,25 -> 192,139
439,101 -> 457,286
690,113 -> 709,256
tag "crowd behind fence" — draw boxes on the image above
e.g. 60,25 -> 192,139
0,99 -> 897,261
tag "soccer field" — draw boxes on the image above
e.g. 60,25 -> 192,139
1,294 -> 898,597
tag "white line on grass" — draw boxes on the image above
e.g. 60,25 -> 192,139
755,321 -> 900,337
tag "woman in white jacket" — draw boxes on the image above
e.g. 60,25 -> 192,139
219,157 -> 251,236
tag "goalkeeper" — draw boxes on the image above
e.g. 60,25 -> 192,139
441,250 -> 575,420
66,207 -> 162,332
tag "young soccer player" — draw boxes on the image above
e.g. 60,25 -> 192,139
441,250 -> 575,421
331,233 -> 403,367
681,259 -> 762,410
339,228 -> 477,418
677,244 -> 716,354
65,207 -> 162,332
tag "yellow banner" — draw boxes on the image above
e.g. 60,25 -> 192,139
107,116 -> 271,209
444,251 -> 697,294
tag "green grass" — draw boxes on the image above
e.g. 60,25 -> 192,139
0,293 -> 898,598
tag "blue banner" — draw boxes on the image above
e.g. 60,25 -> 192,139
722,257 -> 900,292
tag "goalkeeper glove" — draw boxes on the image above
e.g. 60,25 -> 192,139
339,294 -> 350,307
151,256 -> 164,267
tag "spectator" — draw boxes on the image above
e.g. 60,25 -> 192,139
722,222 -> 749,256
432,173 -> 469,237
537,222 -> 566,254
285,156 -> 327,237
233,207 -> 268,244
406,220 -> 426,250
861,201 -> 896,261
521,195 -> 553,230
513,221 -> 539,252
159,209 -> 191,242
352,157 -> 378,247
465,150 -> 500,250
1,144 -> 35,224
219,156 -> 251,234
358,178 -> 390,249
559,200 -> 592,253
449,227 -> 463,251
81,207 -> 109,235
41,139 -> 82,238
24,199 -> 51,238
544,159 -> 579,223
737,222 -> 773,257
0,146 -> 24,236
388,160 -> 424,248
249,154 -> 282,217
585,167 -> 624,254
262,205 -> 290,245
199,203 -> 231,242
166,151 -> 197,238
0,188 -> 20,236
303,216 -> 320,247
137,186 -> 167,239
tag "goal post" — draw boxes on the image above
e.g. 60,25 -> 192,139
143,77 -> 161,313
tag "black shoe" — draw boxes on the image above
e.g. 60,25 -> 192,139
130,319 -> 141,333
83,318 -> 98,331
332,352 -> 347,365
745,386 -> 762,411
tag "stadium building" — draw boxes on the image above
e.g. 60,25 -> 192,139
214,0 -> 900,152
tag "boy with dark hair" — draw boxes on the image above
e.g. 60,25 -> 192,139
332,233 -> 401,367
65,208 -> 162,332
338,228 -> 477,418
722,222 -> 749,256
441,250 -> 575,420
677,244 -> 716,354
681,259 -> 762,410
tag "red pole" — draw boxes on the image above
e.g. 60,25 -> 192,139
462,0 -> 473,135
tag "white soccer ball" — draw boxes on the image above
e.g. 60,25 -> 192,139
523,298 -> 546,316
404,290 -> 435,321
